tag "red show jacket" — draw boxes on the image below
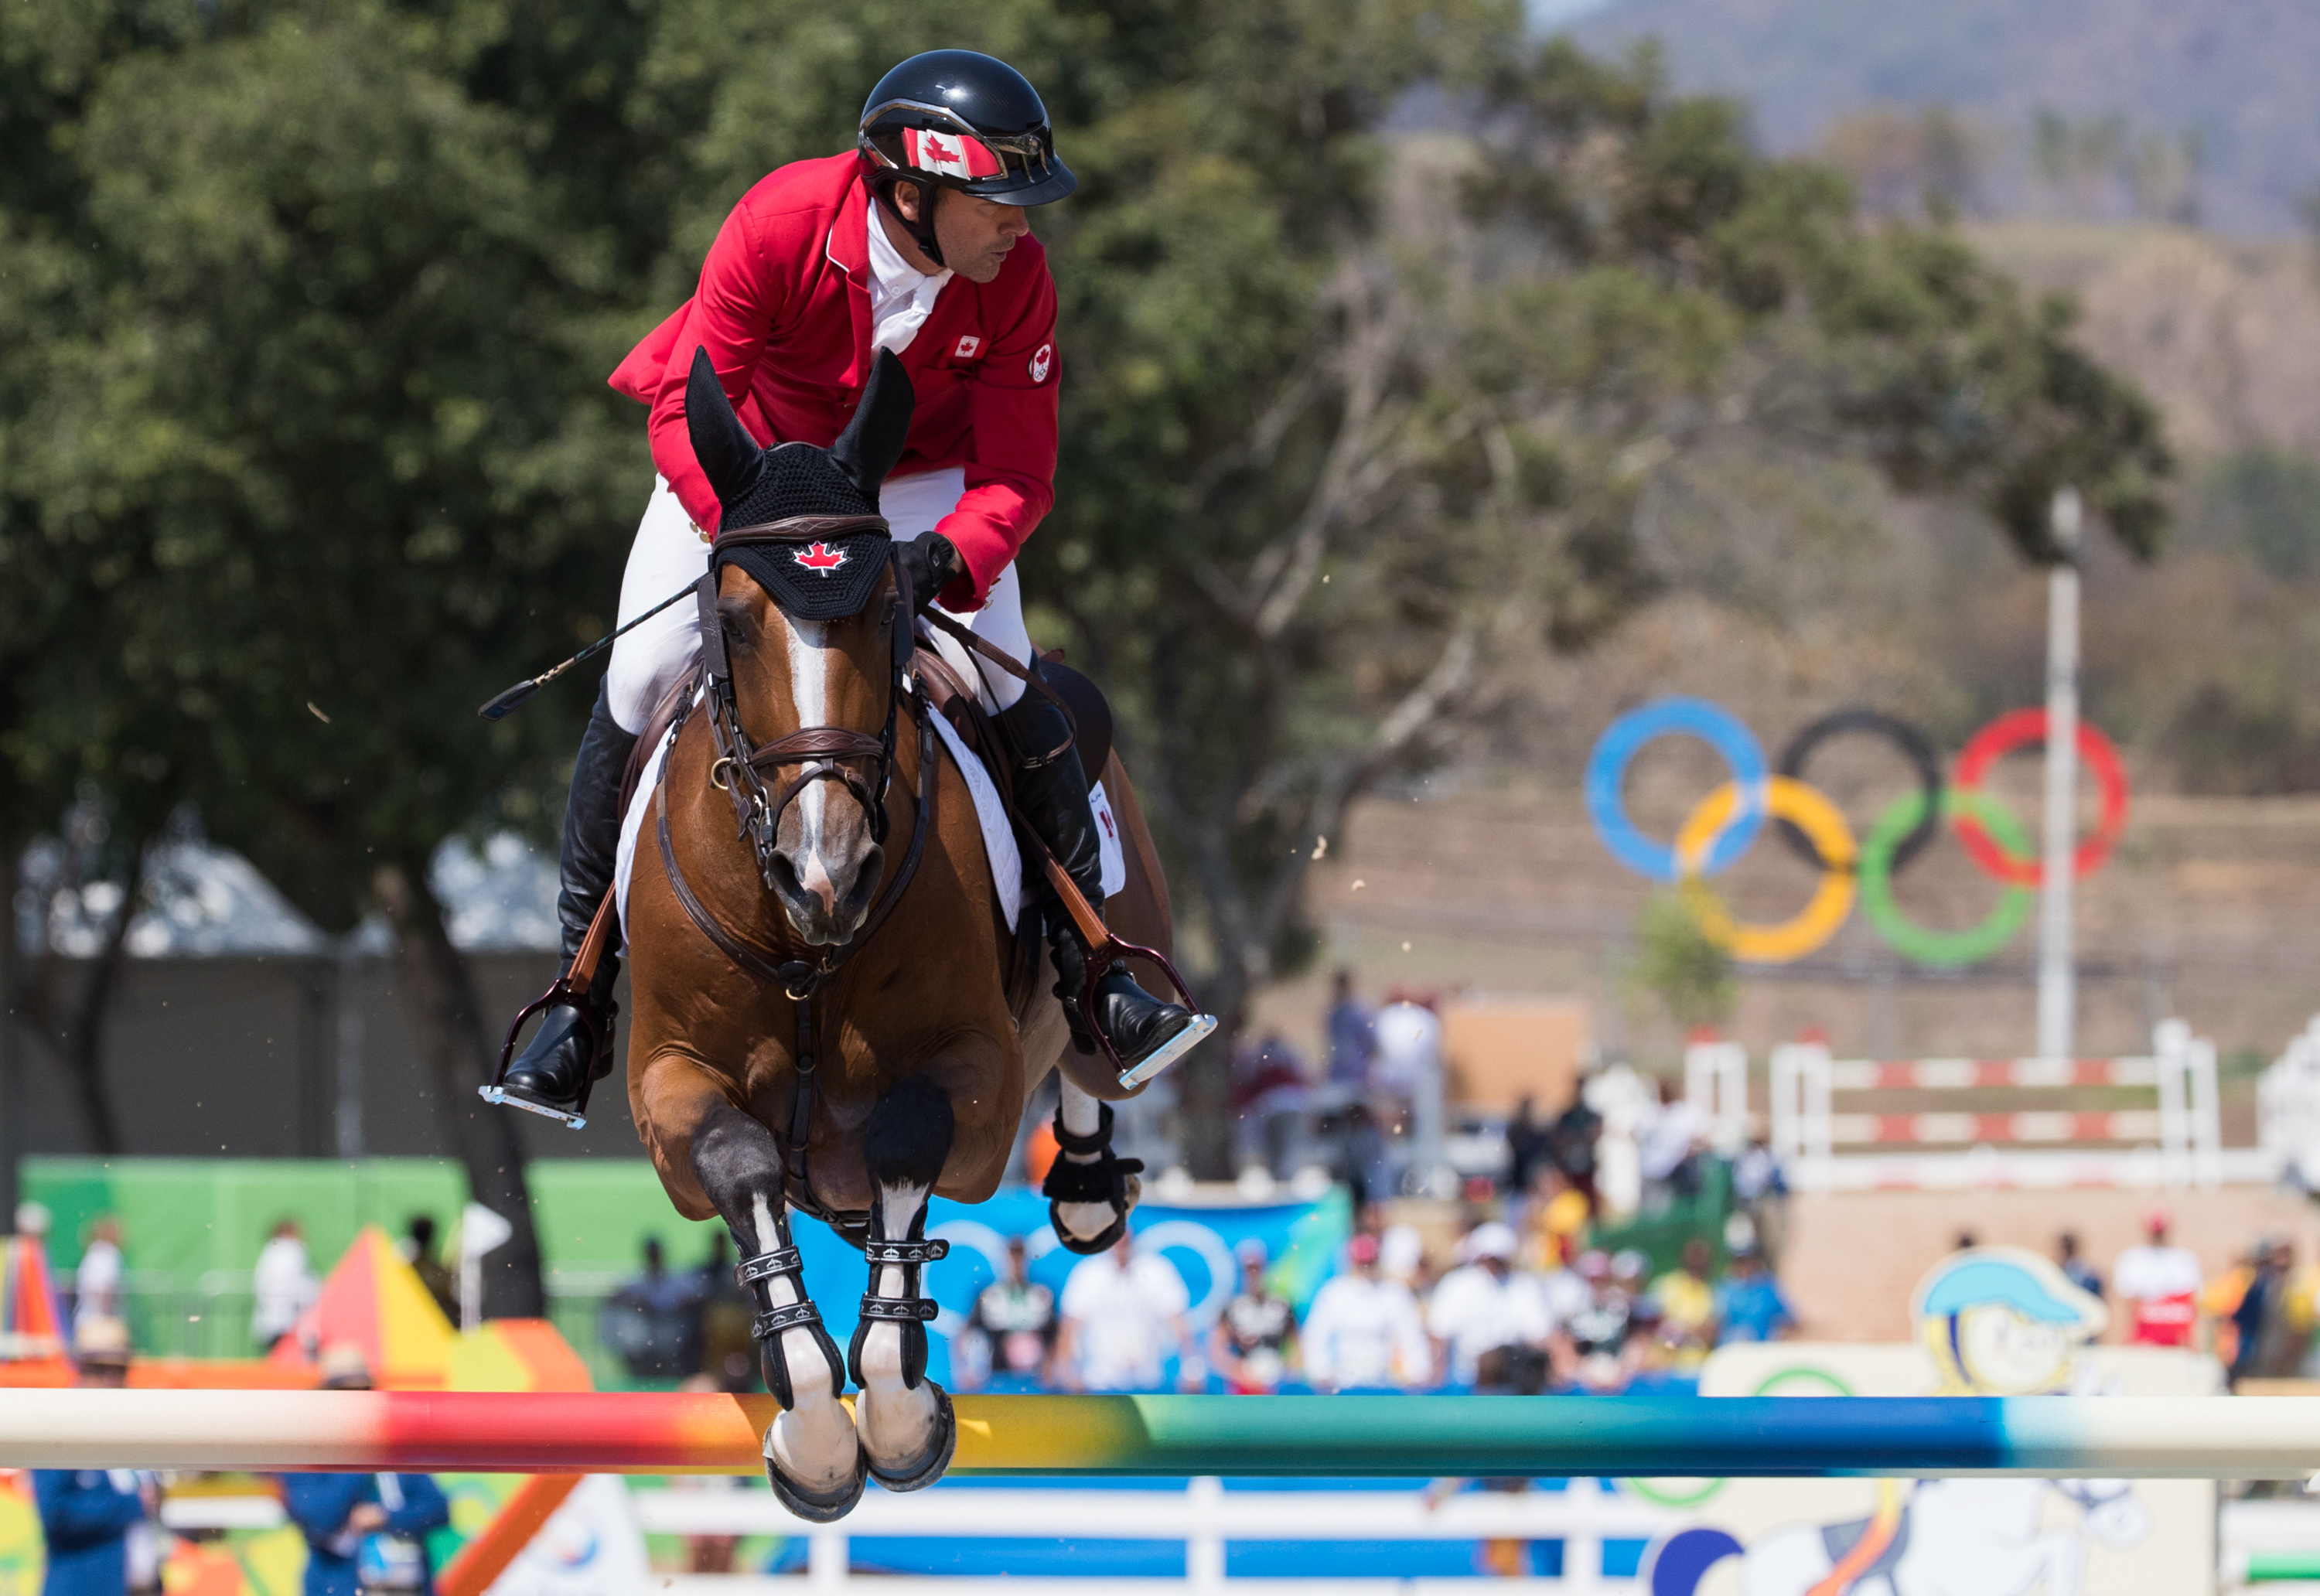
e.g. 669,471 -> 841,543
608,152 -> 1059,605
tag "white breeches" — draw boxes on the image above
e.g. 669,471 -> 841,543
606,466 -> 1032,732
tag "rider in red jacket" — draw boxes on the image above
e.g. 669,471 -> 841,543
495,51 -> 1204,1122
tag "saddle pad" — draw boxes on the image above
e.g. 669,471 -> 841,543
612,702 -> 1124,941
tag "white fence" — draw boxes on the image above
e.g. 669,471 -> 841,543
1681,1021 -> 2237,1192
2259,1015 -> 2320,1190
637,1475 -> 1675,1596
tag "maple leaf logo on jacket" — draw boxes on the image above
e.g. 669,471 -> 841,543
792,542 -> 848,573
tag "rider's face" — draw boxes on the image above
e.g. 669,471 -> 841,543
892,182 -> 1030,284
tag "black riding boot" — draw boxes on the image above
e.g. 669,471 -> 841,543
495,681 -> 636,1124
997,694 -> 1210,1083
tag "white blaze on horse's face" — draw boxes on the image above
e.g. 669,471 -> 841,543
754,602 -> 888,946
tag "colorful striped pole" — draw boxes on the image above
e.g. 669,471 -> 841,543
0,1391 -> 2315,1478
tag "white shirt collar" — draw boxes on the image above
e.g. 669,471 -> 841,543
865,196 -> 951,356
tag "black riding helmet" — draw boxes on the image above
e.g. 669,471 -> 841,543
858,49 -> 1076,266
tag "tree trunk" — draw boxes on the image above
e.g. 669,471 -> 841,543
1179,964 -> 1250,1180
53,833 -> 146,1155
0,837 -> 21,1219
373,860 -> 547,1319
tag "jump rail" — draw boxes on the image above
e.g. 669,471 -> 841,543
2,1392 -> 2318,1478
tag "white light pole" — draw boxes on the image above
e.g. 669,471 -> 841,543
2036,487 -> 2083,1062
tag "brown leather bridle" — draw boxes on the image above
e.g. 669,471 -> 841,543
698,514 -> 914,876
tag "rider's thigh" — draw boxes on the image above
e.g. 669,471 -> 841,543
882,467 -> 1032,711
608,477 -> 710,732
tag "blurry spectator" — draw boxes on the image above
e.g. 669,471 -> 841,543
34,1317 -> 159,1596
1505,1096 -> 1550,1198
2202,1248 -> 2256,1367
2233,1236 -> 2297,1386
1324,970 -> 1376,1087
2114,1209 -> 2202,1347
1056,1231 -> 1196,1393
961,1236 -> 1059,1393
1378,1222 -> 1429,1291
73,1218 -> 123,1335
1711,1242 -> 1794,1343
1370,994 -> 1442,1111
1233,1032 -> 1314,1178
1548,1250 -> 1643,1392
1211,1240 -> 1298,1393
2056,1232 -> 2102,1302
401,1216 -> 457,1323
253,1219 -> 319,1352
600,1237 -> 701,1382
1515,1166 -> 1590,1274
279,1347 -> 451,1596
692,1232 -> 758,1390
1731,1129 -> 1789,1267
1546,1082 -> 1602,1212
1648,1239 -> 1719,1369
1637,1078 -> 1707,1205
1339,1102 -> 1397,1209
1301,1235 -> 1431,1391
1428,1222 -> 1553,1386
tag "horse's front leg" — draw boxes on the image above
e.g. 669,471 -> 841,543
849,1073 -> 960,1490
689,1099 -> 865,1520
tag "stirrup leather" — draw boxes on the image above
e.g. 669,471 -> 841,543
735,1230 -> 846,1410
846,1201 -> 950,1391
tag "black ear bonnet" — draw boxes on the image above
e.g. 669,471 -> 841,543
683,346 -> 917,622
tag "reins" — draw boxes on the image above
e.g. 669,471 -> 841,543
653,517 -> 935,1235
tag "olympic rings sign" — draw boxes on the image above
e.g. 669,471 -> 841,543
1584,698 -> 2131,967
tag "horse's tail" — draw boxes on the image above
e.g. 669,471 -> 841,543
1642,1527 -> 1745,1596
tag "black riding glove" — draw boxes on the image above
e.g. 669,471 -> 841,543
893,534 -> 961,616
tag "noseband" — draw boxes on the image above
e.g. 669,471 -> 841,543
699,515 -> 911,876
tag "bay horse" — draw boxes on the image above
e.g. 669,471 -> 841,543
620,348 -> 1173,1519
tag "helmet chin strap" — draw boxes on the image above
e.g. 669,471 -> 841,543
873,176 -> 944,270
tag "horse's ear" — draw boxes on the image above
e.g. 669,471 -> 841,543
684,346 -> 764,510
830,349 -> 916,504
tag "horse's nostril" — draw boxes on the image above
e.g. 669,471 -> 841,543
769,852 -> 804,901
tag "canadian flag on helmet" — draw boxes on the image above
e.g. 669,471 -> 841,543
903,127 -> 1005,180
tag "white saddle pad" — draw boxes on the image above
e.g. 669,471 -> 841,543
612,687 -> 1124,940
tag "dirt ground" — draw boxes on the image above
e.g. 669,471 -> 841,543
1777,1183 -> 2320,1342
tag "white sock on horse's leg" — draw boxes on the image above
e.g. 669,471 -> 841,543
755,1193 -> 855,1491
855,1182 -> 939,1465
1053,1079 -> 1128,1245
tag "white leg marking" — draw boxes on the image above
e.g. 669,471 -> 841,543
756,1192 -> 856,1491
1054,1079 -> 1135,1245
855,1182 -> 940,1471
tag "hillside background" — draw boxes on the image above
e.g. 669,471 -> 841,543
1254,6 -> 2320,1078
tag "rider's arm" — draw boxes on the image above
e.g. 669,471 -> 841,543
642,198 -> 793,536
930,249 -> 1059,609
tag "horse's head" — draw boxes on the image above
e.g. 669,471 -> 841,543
685,346 -> 915,946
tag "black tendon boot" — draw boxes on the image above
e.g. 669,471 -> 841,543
996,694 -> 1215,1086
490,682 -> 637,1125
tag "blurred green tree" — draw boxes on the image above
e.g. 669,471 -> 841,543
4,2 -> 2172,1209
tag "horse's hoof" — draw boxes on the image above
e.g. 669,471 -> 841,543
863,1381 -> 957,1493
766,1443 -> 869,1523
1049,1182 -> 1135,1256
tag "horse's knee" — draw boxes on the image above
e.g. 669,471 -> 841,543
865,1075 -> 954,1191
687,1100 -> 785,1226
